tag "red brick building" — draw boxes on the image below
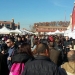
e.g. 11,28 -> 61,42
34,21 -> 70,32
0,19 -> 20,30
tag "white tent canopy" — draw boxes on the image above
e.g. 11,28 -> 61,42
0,26 -> 10,34
64,27 -> 75,39
54,30 -> 61,34
33,32 -> 38,35
64,29 -> 72,36
64,29 -> 71,33
10,28 -> 22,34
46,32 -> 52,35
46,32 -> 55,35
15,29 -> 22,34
23,30 -> 33,34
46,30 -> 65,35
61,31 -> 65,34
67,27 -> 75,39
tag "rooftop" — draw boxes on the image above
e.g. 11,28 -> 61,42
0,21 -> 11,24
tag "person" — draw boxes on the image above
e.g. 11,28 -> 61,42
49,42 -> 61,66
63,36 -> 71,52
70,39 -> 75,50
31,38 -> 39,55
15,36 -> 22,48
9,43 -> 34,75
30,35 -> 34,48
61,50 -> 75,75
1,37 -> 8,54
11,42 -> 34,64
21,36 -> 27,43
63,36 -> 72,62
22,43 -> 60,75
6,38 -> 18,70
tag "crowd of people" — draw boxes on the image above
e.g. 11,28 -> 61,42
0,34 -> 75,75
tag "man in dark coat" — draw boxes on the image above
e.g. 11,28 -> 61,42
6,38 -> 18,70
63,36 -> 72,62
22,43 -> 60,75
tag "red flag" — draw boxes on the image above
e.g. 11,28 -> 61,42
72,4 -> 75,31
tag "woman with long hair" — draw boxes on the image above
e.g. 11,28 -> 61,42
11,42 -> 34,65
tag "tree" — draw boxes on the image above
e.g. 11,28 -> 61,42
29,25 -> 36,32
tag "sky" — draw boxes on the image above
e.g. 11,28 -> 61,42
0,0 -> 75,30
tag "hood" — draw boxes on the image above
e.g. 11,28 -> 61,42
61,62 -> 75,74
12,53 -> 33,63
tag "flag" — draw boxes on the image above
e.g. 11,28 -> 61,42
72,4 -> 75,31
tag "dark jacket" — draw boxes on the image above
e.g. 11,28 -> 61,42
0,53 -> 9,75
63,40 -> 71,48
22,55 -> 60,75
7,45 -> 18,70
12,53 -> 33,64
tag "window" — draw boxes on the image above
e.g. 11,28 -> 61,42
6,24 -> 10,28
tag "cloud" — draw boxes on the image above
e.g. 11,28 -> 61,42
54,2 -> 67,8
51,0 -> 69,8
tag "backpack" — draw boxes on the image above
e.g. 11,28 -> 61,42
9,63 -> 25,75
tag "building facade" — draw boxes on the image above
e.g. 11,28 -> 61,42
0,19 -> 20,30
34,21 -> 70,34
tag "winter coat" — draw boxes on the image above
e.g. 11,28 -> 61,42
61,62 -> 75,75
11,53 -> 34,64
22,55 -> 60,75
